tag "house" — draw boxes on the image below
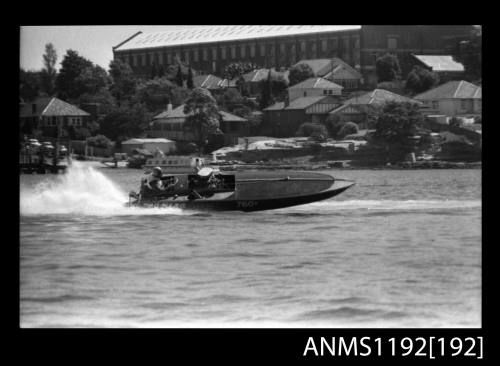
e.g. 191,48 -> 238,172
263,95 -> 341,137
414,80 -> 481,117
410,55 -> 465,83
288,77 -> 343,101
328,89 -> 421,126
292,58 -> 363,90
149,104 -> 249,141
240,68 -> 289,96
19,97 -> 91,137
121,138 -> 177,156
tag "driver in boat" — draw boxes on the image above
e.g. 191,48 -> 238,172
141,167 -> 174,196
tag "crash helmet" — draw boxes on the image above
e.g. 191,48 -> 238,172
152,166 -> 162,178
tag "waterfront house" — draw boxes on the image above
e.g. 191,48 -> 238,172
288,77 -> 343,101
328,89 -> 421,127
149,104 -> 249,142
414,80 -> 481,118
263,95 -> 341,137
19,97 -> 91,137
240,68 -> 289,96
193,74 -> 224,91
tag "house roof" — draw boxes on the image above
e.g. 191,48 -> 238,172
414,80 -> 481,100
242,68 -> 290,83
19,97 -> 90,117
264,96 -> 330,111
288,77 -> 343,90
293,58 -> 362,79
413,55 -> 465,72
342,89 -> 421,106
153,104 -> 247,122
114,26 -> 361,51
122,138 -> 174,144
193,74 -> 223,89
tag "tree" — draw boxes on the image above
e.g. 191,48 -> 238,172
337,122 -> 359,139
158,64 -> 165,78
453,25 -> 481,82
223,62 -> 257,80
406,66 -> 439,94
109,59 -> 137,104
372,101 -> 424,155
296,123 -> 328,141
150,62 -> 158,79
99,103 -> 152,140
288,63 -> 314,86
259,70 -> 273,109
56,50 -> 93,100
375,53 -> 401,83
176,65 -> 184,87
74,65 -> 110,97
40,43 -> 58,95
183,88 -> 221,146
20,69 -> 42,101
133,77 -> 188,113
187,67 -> 194,89
87,134 -> 112,148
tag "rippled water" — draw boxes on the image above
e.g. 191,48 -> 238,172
20,162 -> 481,328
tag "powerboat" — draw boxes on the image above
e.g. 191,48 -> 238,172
127,168 -> 354,212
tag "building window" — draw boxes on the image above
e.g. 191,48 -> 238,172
432,101 -> 439,109
212,48 -> 217,61
141,54 -> 146,66
300,41 -> 306,52
193,50 -> 199,62
279,43 -> 285,55
158,53 -> 163,65
240,45 -> 246,58
184,51 -> 190,63
323,90 -> 328,95
260,44 -> 265,56
303,91 -> 307,97
311,42 -> 316,55
321,39 -> 327,52
231,46 -> 236,59
387,37 -> 398,49
461,99 -> 468,110
250,44 -> 255,57
221,47 -> 226,59
203,49 -> 208,61
167,53 -> 172,64
132,54 -> 138,66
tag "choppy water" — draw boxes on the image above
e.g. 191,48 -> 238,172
20,162 -> 481,328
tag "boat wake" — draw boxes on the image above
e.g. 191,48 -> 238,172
20,162 -> 190,216
279,199 -> 481,213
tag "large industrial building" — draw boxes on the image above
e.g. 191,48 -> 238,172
113,25 -> 473,86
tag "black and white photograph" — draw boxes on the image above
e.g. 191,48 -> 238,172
19,25 -> 481,329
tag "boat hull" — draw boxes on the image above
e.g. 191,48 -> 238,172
128,171 -> 354,212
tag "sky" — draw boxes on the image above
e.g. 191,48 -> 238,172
20,26 -> 196,71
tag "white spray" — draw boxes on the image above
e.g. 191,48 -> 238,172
20,162 -> 187,216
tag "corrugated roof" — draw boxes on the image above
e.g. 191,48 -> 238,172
114,25 -> 361,51
264,95 -> 329,111
343,89 -> 420,106
242,68 -> 289,83
193,74 -> 223,89
414,80 -> 481,100
153,104 -> 247,122
19,97 -> 90,117
413,55 -> 465,72
288,77 -> 343,90
293,58 -> 362,79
